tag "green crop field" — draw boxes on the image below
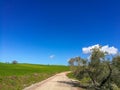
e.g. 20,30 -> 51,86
0,63 -> 69,90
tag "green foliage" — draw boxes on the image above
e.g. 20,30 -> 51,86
0,63 -> 69,90
68,46 -> 120,90
112,55 -> 120,70
111,55 -> 120,88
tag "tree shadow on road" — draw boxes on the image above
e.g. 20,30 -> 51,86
57,81 -> 79,87
57,80 -> 88,89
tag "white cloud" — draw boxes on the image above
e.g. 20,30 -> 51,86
49,55 -> 55,59
82,44 -> 100,54
82,44 -> 118,55
101,45 -> 118,55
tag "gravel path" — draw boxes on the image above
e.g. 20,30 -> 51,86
23,72 -> 79,90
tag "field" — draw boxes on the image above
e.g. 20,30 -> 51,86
0,63 -> 69,90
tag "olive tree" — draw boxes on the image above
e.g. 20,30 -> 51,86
68,46 -> 118,90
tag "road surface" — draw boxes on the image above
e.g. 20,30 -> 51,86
24,72 -> 80,90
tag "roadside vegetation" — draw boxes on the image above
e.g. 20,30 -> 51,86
68,45 -> 120,90
0,63 -> 69,90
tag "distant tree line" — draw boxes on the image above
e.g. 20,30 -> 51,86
5,60 -> 18,64
68,46 -> 120,90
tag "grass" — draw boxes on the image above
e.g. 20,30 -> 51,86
0,63 -> 69,90
67,72 -> 76,79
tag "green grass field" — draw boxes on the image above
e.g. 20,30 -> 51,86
0,63 -> 69,90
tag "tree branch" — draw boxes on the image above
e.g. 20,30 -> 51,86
99,63 -> 112,88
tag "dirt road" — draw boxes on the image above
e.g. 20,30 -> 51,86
24,72 -> 79,90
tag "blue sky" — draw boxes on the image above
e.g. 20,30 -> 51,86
1,0 -> 120,65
